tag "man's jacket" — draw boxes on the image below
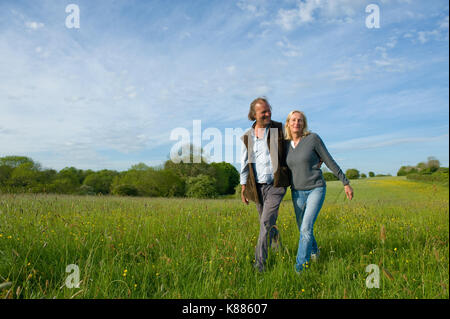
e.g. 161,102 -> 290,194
242,120 -> 290,205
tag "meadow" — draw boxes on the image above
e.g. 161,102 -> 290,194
0,176 -> 448,299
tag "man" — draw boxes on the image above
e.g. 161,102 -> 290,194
240,97 -> 290,272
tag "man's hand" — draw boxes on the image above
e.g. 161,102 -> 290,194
241,185 -> 249,205
344,184 -> 353,200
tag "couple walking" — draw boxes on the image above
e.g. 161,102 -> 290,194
240,97 -> 354,273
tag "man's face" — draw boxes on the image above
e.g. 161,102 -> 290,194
254,102 -> 272,126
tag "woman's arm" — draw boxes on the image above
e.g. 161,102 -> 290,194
313,134 -> 350,186
314,134 -> 354,200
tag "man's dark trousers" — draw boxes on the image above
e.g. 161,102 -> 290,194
254,183 -> 287,271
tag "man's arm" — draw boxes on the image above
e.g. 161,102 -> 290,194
240,137 -> 249,205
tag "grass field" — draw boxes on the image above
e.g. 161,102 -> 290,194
0,176 -> 448,299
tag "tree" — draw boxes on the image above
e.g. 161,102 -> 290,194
82,170 -> 118,194
111,184 -> 139,196
58,167 -> 85,185
368,171 -> 375,177
345,169 -> 360,180
46,178 -> 78,194
35,169 -> 57,192
425,156 -> 440,174
0,165 -> 13,186
78,184 -> 95,195
8,162 -> 41,189
417,162 -> 427,171
46,167 -> 86,194
80,169 -> 95,183
210,162 -> 240,195
361,173 -> 367,178
0,156 -> 40,170
154,169 -> 185,197
186,174 -> 218,198
111,167 -> 185,197
111,169 -> 158,197
164,143 -> 215,178
323,172 -> 338,181
130,163 -> 151,171
397,166 -> 419,176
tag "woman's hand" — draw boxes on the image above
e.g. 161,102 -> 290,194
344,184 -> 353,200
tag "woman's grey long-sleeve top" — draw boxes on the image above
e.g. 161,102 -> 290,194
286,132 -> 349,190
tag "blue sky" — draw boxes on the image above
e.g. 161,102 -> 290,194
0,0 -> 448,175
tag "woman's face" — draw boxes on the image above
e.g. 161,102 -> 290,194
289,112 -> 304,135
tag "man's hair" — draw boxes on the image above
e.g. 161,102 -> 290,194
248,97 -> 272,121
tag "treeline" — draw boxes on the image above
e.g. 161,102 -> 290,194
0,155 -> 240,198
397,157 -> 448,186
322,168 -> 390,181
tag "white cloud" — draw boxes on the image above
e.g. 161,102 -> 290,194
416,15 -> 449,44
322,39 -> 413,82
276,7 -> 303,30
385,37 -> 398,49
226,65 -> 236,75
439,15 -> 449,29
276,37 -> 302,57
25,21 -> 44,30
180,31 -> 191,39
418,30 -> 439,44
275,0 -> 366,30
236,0 -> 267,17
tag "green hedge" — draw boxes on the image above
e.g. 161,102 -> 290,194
406,169 -> 449,186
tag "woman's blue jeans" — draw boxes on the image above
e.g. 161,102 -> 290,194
291,186 -> 326,272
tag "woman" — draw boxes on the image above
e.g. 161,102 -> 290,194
285,110 -> 353,273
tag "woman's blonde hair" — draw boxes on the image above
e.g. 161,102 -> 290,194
284,110 -> 310,140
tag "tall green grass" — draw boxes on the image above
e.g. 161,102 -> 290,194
0,177 -> 448,298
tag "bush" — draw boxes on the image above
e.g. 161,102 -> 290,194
153,170 -> 185,197
111,168 -> 185,197
368,172 -> 375,177
46,178 -> 79,194
361,173 -> 367,178
0,165 -> 13,186
83,170 -> 118,194
111,184 -> 139,196
346,169 -> 360,180
397,166 -> 413,176
78,184 -> 95,195
323,172 -> 338,181
186,174 -> 218,198
407,170 -> 449,186
210,162 -> 240,195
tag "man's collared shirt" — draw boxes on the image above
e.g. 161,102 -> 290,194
240,126 -> 274,185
